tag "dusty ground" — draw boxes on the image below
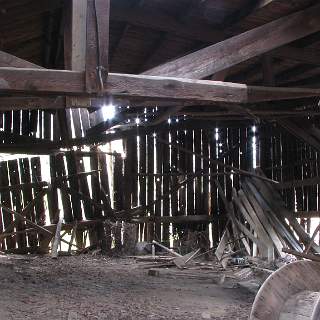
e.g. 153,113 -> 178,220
0,255 -> 254,320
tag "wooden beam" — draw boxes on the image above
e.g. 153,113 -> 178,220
277,177 -> 320,189
86,0 -> 110,93
0,96 -> 65,111
295,211 -> 320,219
144,4 -> 320,79
0,69 -> 319,104
65,0 -> 90,108
132,215 -> 214,224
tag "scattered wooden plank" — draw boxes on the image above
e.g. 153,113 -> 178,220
282,248 -> 320,263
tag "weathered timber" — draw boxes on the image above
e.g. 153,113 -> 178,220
145,4 -> 320,79
0,69 -> 320,104
86,0 -> 110,92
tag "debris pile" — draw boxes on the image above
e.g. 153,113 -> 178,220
217,169 -> 320,266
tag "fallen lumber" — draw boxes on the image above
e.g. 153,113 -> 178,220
282,248 -> 320,263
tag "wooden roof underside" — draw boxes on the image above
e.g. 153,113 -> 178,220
2,0 -> 319,84
0,0 -> 320,126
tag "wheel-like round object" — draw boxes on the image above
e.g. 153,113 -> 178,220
250,260 -> 320,320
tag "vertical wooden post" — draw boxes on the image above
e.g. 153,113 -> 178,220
113,153 -> 123,251
19,158 -> 38,249
139,134 -> 147,240
8,160 -> 26,249
155,134 -> 163,241
146,135 -> 155,242
162,131 -> 170,243
0,162 -> 15,250
86,0 -> 110,93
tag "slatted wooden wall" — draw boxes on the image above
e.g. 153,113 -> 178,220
0,119 -> 257,252
123,125 -> 256,247
6,109 -> 320,251
260,123 -> 320,238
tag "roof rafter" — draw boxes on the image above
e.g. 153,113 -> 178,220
145,4 -> 320,79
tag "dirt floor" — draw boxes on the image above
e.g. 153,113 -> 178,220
0,255 -> 254,320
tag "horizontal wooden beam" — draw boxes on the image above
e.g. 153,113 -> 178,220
145,4 -> 320,79
0,68 -> 319,104
277,177 -> 320,189
131,215 -> 214,224
0,96 -> 66,111
295,211 -> 320,219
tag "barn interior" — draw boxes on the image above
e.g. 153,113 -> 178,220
1,0 -> 320,319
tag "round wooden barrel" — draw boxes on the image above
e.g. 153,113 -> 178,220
250,260 -> 320,320
279,290 -> 320,320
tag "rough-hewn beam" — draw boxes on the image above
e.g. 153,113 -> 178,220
0,68 -> 319,104
86,0 -> 110,92
145,4 -> 320,79
0,97 -> 65,111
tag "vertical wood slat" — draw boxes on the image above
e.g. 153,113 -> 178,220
194,129 -> 202,217
48,155 -> 60,224
295,140 -> 303,212
186,130 -> 194,216
90,148 -> 102,218
76,155 -> 94,220
209,129 -> 219,246
98,153 -> 112,214
162,131 -> 170,243
113,153 -> 123,250
225,128 -> 233,201
177,130 -> 186,218
55,153 -> 73,223
98,152 -> 112,251
202,130 -> 209,217
232,128 -> 240,190
170,130 -> 179,235
19,158 -> 38,249
8,160 -> 26,249
30,157 -> 46,225
155,133 -> 163,241
309,146 -> 317,211
217,128 -> 227,236
139,134 -> 147,240
65,152 -> 83,221
0,162 -> 15,250
146,135 -> 155,241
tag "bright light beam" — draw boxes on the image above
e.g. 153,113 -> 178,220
102,103 -> 116,120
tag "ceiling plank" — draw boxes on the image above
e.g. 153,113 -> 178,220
144,4 -> 320,79
111,4 -> 224,44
